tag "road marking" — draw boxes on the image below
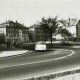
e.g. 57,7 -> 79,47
0,49 -> 75,69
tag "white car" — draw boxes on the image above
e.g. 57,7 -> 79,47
35,41 -> 47,51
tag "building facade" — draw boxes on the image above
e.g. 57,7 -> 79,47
76,20 -> 80,42
29,24 -> 50,42
0,20 -> 29,43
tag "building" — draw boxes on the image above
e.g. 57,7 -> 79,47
0,20 -> 29,43
58,19 -> 78,41
76,20 -> 80,42
29,24 -> 50,42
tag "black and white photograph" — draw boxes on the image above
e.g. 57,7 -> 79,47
0,0 -> 80,80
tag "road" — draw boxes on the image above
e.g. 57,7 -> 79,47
0,48 -> 79,80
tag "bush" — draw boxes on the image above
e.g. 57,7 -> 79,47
22,43 -> 35,50
0,44 -> 7,50
15,43 -> 21,48
61,42 -> 71,46
15,43 -> 35,50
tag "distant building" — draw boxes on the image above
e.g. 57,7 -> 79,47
76,20 -> 80,42
0,20 -> 29,43
29,24 -> 50,42
58,19 -> 78,41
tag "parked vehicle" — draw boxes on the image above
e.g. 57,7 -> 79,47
35,41 -> 47,51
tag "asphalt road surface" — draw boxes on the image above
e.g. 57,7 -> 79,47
0,48 -> 79,80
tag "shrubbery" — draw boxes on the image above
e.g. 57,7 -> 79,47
16,43 -> 35,50
61,42 -> 72,46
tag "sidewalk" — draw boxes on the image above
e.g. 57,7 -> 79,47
71,46 -> 80,48
0,50 -> 29,57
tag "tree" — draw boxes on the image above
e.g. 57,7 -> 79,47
0,33 -> 5,45
58,27 -> 72,41
39,16 -> 58,45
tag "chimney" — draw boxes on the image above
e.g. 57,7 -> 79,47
16,20 -> 17,23
6,20 -> 7,23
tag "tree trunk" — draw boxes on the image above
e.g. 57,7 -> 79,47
51,28 -> 52,45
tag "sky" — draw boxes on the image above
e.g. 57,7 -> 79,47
0,0 -> 80,35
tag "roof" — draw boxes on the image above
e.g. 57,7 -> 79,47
0,20 -> 28,29
76,20 -> 80,26
59,19 -> 78,27
0,20 -> 10,28
16,22 -> 28,29
29,24 -> 41,29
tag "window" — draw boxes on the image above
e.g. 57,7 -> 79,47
16,34 -> 18,37
10,29 -> 11,31
9,34 -> 11,37
11,29 -> 13,31
25,34 -> 28,36
8,34 -> 9,36
12,34 -> 13,36
24,38 -> 26,41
